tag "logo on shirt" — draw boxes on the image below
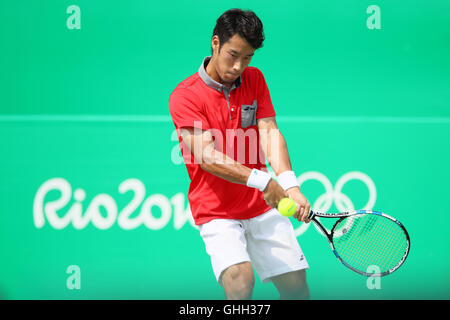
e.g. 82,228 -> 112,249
241,100 -> 258,128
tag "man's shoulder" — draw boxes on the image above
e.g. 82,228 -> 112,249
171,72 -> 203,97
169,72 -> 204,113
243,66 -> 264,78
241,66 -> 267,89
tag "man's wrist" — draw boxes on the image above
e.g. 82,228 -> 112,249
277,170 -> 300,191
286,186 -> 301,193
246,168 -> 272,192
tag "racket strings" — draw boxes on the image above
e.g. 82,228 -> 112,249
332,214 -> 408,274
346,217 -> 406,270
344,216 -> 406,271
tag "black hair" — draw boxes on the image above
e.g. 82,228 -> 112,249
211,9 -> 265,54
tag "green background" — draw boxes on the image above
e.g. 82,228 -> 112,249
1,0 -> 449,299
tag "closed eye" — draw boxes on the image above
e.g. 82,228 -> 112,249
229,51 -> 253,61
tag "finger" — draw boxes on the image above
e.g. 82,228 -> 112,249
273,197 -> 281,208
293,201 -> 301,220
298,206 -> 305,222
304,204 -> 311,223
300,202 -> 309,223
303,204 -> 310,223
293,208 -> 299,220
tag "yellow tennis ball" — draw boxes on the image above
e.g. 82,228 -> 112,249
278,198 -> 297,217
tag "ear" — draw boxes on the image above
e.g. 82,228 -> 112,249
211,35 -> 220,55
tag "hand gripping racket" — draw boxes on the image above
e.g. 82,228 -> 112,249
307,209 -> 410,277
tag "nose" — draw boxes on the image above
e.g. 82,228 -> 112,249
232,60 -> 242,73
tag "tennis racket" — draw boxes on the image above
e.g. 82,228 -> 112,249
307,209 -> 410,277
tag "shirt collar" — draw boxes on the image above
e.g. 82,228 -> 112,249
198,56 -> 242,92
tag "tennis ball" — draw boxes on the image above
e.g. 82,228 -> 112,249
278,198 -> 297,217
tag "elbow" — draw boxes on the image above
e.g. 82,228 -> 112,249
199,161 -> 208,171
199,155 -> 213,171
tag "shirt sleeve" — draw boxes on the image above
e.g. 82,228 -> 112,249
255,68 -> 276,120
169,89 -> 211,131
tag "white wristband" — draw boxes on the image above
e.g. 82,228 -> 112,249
277,170 -> 299,190
246,169 -> 272,192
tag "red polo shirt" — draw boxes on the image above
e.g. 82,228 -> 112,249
169,57 -> 275,225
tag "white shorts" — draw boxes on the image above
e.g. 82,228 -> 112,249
199,208 -> 309,285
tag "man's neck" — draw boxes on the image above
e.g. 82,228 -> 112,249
205,56 -> 233,89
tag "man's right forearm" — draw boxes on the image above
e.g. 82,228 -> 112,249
181,127 -> 270,189
200,148 -> 253,185
199,145 -> 286,207
201,160 -> 253,185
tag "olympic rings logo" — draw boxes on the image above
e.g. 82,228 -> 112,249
294,171 -> 377,237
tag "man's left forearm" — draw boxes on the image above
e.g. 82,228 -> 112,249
260,126 -> 295,179
258,118 -> 310,222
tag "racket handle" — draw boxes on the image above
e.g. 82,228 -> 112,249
308,210 -> 317,219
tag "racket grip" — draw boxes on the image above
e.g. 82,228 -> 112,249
308,210 -> 317,219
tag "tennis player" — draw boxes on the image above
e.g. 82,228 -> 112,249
169,9 -> 311,300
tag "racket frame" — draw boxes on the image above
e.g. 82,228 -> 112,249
308,209 -> 410,277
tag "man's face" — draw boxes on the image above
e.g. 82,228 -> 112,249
212,34 -> 255,85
